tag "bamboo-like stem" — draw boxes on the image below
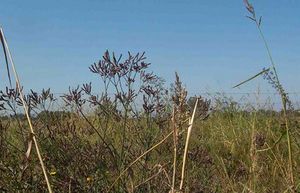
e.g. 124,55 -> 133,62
179,98 -> 199,190
0,28 -> 53,193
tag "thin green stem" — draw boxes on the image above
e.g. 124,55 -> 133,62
254,17 -> 294,190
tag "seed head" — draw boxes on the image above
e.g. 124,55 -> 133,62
243,0 -> 255,14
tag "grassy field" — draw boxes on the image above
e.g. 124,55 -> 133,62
0,92 -> 299,192
1,0 -> 300,192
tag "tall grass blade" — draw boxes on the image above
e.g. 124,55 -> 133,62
233,67 -> 270,88
0,28 -> 12,87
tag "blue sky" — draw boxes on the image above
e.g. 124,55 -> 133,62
0,0 -> 299,103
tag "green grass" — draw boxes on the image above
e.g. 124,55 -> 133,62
1,102 -> 299,192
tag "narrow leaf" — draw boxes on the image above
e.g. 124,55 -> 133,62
246,16 -> 256,22
233,68 -> 270,88
0,28 -> 12,87
259,16 -> 262,26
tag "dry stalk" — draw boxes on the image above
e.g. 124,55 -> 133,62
249,113 -> 257,192
0,28 -> 53,193
179,97 -> 199,190
171,106 -> 178,192
107,130 -> 174,192
134,164 -> 168,190
108,124 -> 190,192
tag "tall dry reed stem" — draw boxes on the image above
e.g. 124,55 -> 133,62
179,97 -> 199,190
170,72 -> 189,192
0,28 -> 53,193
171,106 -> 178,193
249,112 -> 257,192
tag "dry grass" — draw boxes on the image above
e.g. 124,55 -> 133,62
0,27 -> 53,193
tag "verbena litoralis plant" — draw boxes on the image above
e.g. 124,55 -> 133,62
0,87 -> 54,152
234,0 -> 295,190
64,50 -> 168,192
0,87 -> 27,148
0,87 -> 56,172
